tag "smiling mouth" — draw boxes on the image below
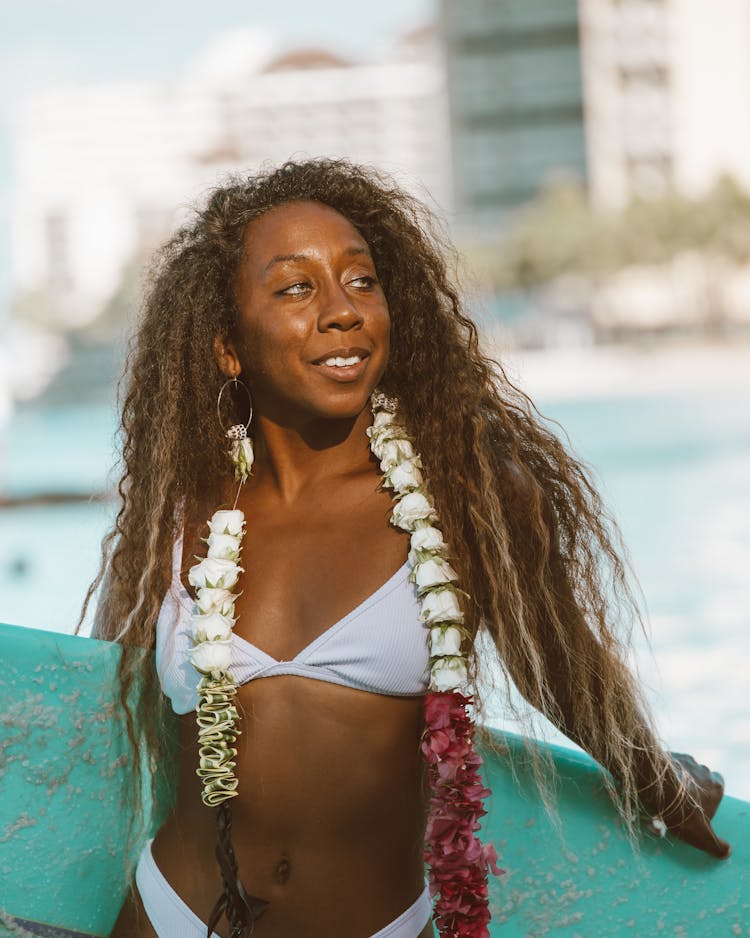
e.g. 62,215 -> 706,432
317,353 -> 366,367
311,346 -> 371,366
311,353 -> 369,382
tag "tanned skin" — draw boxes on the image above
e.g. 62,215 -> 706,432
112,202 -> 435,936
112,199 -> 726,938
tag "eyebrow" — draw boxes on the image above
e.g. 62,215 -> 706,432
263,245 -> 371,272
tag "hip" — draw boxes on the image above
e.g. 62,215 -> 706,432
135,836 -> 433,938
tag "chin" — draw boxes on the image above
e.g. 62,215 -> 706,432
316,391 -> 373,420
303,367 -> 383,415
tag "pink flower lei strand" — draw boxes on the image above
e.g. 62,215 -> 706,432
368,389 -> 503,938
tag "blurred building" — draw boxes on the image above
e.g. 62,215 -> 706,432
441,0 -> 750,223
440,0 -> 587,224
581,0 -> 750,209
10,26 -> 449,328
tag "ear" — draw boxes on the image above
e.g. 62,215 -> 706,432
213,334 -> 242,378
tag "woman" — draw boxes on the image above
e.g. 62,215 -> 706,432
85,159 -> 729,938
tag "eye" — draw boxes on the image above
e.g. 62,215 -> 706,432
349,275 -> 377,289
278,281 -> 311,296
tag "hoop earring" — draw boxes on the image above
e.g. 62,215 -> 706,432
217,376 -> 253,437
217,377 -> 254,483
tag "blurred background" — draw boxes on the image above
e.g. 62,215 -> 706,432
1,0 -> 748,797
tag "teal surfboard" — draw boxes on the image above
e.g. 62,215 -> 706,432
0,622 -> 176,938
1,622 -> 747,936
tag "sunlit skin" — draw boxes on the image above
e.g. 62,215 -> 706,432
110,200 -> 729,938
112,201 -> 436,937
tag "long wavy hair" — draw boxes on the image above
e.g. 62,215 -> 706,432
78,158 -> 685,930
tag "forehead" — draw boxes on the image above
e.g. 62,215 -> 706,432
240,200 -> 368,268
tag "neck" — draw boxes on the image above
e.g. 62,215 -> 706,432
247,401 -> 376,504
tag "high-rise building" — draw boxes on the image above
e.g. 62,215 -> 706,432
440,0 -> 588,225
441,0 -> 750,223
10,26 -> 449,327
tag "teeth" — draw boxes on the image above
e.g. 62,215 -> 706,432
322,355 -> 362,367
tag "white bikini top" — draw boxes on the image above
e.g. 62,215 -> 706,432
155,531 -> 430,714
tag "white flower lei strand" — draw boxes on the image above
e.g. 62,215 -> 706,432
367,390 -> 470,693
186,390 -> 471,807
187,504 -> 248,807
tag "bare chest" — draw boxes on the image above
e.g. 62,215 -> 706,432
180,478 -> 410,660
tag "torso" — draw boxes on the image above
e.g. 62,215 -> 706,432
150,463 -> 432,937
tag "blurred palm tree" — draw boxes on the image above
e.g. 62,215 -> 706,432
465,174 -> 750,290
460,175 -> 750,341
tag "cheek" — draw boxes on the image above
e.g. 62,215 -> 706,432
370,309 -> 391,376
237,311 -> 309,375
376,305 -> 391,350
381,320 -> 391,355
371,294 -> 390,331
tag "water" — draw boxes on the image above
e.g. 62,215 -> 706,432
0,402 -> 119,634
488,389 -> 750,801
1,388 -> 748,798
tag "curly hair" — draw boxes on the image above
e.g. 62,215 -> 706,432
77,158 -> 687,932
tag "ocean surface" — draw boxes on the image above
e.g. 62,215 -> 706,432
1,387 -> 748,799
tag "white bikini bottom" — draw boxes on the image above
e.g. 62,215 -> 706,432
135,837 -> 434,937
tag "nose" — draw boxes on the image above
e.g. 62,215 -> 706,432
317,278 -> 363,331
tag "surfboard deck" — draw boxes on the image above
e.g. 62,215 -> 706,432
0,622 -> 747,936
479,733 -> 748,935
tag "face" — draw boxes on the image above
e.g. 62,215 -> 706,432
217,200 -> 390,422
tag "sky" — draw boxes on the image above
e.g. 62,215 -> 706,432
0,0 -> 434,315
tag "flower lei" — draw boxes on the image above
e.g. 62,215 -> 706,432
186,435 -> 253,807
367,390 -> 502,938
185,389 -> 501,935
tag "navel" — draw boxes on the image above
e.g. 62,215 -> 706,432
275,855 -> 291,884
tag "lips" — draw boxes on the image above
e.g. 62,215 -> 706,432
311,347 -> 370,365
311,348 -> 370,383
